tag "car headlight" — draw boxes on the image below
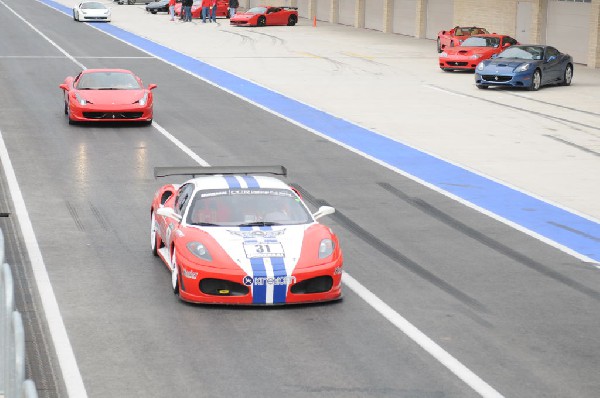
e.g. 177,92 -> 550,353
470,54 -> 482,60
318,239 -> 334,258
75,93 -> 87,105
477,62 -> 485,71
516,63 -> 530,72
187,242 -> 212,261
137,92 -> 148,106
439,51 -> 448,58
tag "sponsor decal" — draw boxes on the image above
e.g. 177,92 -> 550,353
182,269 -> 198,279
243,275 -> 296,286
229,229 -> 286,239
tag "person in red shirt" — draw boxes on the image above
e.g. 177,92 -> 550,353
168,0 -> 176,21
201,0 -> 212,23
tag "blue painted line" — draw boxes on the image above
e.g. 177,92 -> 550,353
42,0 -> 600,262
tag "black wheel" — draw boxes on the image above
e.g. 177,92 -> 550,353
561,64 -> 573,86
67,107 -> 77,125
64,101 -> 68,115
257,16 -> 266,27
287,15 -> 297,26
150,10 -> 157,14
171,251 -> 180,295
436,38 -> 441,53
528,69 -> 541,91
150,212 -> 159,256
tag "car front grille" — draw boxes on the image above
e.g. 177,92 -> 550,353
482,75 -> 512,82
199,278 -> 249,296
448,62 -> 468,66
82,112 -> 144,119
290,276 -> 333,294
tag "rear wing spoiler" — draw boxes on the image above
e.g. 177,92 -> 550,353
154,165 -> 287,178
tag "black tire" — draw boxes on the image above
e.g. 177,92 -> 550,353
528,69 -> 541,91
64,101 -> 68,115
436,38 -> 441,53
150,10 -> 157,14
287,15 -> 297,26
150,212 -> 159,256
257,16 -> 266,27
561,64 -> 573,86
171,251 -> 180,295
73,10 -> 77,21
67,107 -> 77,125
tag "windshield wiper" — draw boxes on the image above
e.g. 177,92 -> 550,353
238,221 -> 280,227
191,222 -> 220,226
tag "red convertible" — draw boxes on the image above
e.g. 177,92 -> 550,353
59,69 -> 156,125
437,26 -> 489,53
230,6 -> 298,26
439,34 -> 519,71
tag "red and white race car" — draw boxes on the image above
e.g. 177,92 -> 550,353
439,34 -> 519,71
437,26 -> 489,53
230,6 -> 298,26
59,69 -> 156,124
150,166 -> 343,305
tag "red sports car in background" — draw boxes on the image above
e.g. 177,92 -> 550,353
175,0 -> 228,19
437,26 -> 489,53
59,69 -> 156,124
439,34 -> 519,71
230,6 -> 298,26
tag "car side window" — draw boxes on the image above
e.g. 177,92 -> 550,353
546,47 -> 559,60
174,183 -> 194,216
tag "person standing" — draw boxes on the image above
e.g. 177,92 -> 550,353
168,0 -> 176,21
201,0 -> 211,23
209,0 -> 217,23
183,0 -> 193,22
228,0 -> 238,18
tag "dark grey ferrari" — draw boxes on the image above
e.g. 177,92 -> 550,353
145,0 -> 169,14
475,45 -> 573,91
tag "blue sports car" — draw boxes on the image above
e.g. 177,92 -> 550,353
475,45 -> 573,91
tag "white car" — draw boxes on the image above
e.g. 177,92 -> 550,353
73,2 -> 111,22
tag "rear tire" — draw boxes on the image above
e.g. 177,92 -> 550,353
561,64 -> 573,86
257,16 -> 266,27
150,10 -> 157,14
287,15 -> 297,26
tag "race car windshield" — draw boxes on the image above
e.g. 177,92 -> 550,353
76,72 -> 142,90
186,189 -> 312,227
246,7 -> 267,14
81,2 -> 106,9
461,37 -> 499,47
497,46 -> 544,60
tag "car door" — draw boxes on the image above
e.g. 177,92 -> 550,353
542,46 -> 561,83
266,7 -> 283,25
163,183 -> 194,247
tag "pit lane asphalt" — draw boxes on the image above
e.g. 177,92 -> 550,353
0,0 -> 599,397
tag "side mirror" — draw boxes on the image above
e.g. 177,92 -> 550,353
59,83 -> 68,91
546,55 -> 557,63
148,83 -> 157,90
313,206 -> 335,220
503,42 -> 510,47
156,206 -> 182,222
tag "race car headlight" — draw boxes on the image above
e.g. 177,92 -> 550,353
137,92 -> 148,106
75,93 -> 87,105
439,51 -> 448,58
470,54 -> 482,59
477,62 -> 485,71
187,242 -> 212,261
516,63 -> 530,72
318,239 -> 334,259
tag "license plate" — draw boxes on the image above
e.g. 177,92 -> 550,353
243,242 -> 284,258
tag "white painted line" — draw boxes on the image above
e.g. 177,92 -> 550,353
0,130 -> 88,398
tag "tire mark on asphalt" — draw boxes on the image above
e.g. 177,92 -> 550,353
379,182 -> 600,302
543,134 -> 600,156
65,201 -> 84,232
427,84 -> 600,132
505,91 -> 600,117
290,183 -> 489,314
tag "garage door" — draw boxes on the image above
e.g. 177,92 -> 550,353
365,0 -> 385,31
546,0 -> 590,64
393,0 -> 417,36
425,0 -> 453,39
338,0 -> 355,26
316,0 -> 330,21
297,0 -> 309,19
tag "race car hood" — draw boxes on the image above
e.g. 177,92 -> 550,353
446,47 -> 494,57
231,13 -> 253,19
75,89 -> 146,105
480,58 -> 532,73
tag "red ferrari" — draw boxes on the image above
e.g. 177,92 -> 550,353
60,69 -> 156,124
175,0 -> 228,19
439,34 -> 519,71
437,26 -> 489,53
230,6 -> 298,26
151,166 -> 343,305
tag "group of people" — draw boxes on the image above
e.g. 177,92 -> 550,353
168,0 -> 239,23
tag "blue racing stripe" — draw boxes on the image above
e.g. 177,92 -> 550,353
40,0 -> 600,262
242,176 -> 259,188
223,175 -> 240,189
